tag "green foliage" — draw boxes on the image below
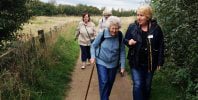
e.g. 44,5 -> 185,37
31,36 -> 79,99
30,1 -> 58,16
0,0 -> 31,50
112,9 -> 136,17
29,1 -> 135,17
151,0 -> 198,99
151,71 -> 181,100
0,23 -> 79,99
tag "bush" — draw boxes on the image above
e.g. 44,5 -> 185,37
0,0 -> 31,50
151,0 -> 198,99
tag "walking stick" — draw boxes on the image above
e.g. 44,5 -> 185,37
147,36 -> 153,72
85,64 -> 95,100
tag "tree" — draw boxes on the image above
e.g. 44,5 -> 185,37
0,0 -> 31,50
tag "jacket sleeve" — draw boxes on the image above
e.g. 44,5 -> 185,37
157,26 -> 165,66
120,39 -> 126,68
75,22 -> 81,39
123,24 -> 135,47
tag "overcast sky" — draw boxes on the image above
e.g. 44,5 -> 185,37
40,0 -> 149,10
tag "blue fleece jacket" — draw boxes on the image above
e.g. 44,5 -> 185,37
91,28 -> 126,69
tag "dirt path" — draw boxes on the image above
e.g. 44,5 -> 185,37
65,56 -> 132,100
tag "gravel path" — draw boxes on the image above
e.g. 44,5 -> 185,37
65,56 -> 132,100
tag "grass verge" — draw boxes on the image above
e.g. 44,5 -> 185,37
151,70 -> 181,100
32,22 -> 79,99
0,22 -> 79,100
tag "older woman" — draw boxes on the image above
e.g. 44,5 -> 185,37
90,16 -> 125,100
124,5 -> 164,100
75,13 -> 96,69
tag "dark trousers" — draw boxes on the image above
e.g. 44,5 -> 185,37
96,64 -> 118,100
131,64 -> 154,100
80,45 -> 91,62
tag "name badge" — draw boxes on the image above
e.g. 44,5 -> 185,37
147,35 -> 153,39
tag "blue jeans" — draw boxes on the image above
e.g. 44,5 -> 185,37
80,45 -> 91,62
131,64 -> 154,100
96,64 -> 118,100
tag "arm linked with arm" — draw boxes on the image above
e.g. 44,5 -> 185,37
123,24 -> 136,47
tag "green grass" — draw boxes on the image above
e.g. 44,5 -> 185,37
32,23 -> 79,99
32,36 -> 79,100
0,21 -> 79,100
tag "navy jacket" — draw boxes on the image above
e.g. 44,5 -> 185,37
123,20 -> 164,70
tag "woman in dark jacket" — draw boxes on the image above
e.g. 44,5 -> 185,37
123,5 -> 164,100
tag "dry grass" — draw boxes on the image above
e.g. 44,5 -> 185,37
20,16 -> 81,37
120,16 -> 136,33
19,16 -> 136,37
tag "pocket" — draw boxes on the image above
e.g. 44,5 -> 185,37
153,49 -> 159,55
152,49 -> 159,61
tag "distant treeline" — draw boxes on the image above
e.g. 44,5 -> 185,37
30,0 -> 136,16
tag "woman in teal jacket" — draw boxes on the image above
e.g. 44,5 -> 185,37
90,16 -> 125,100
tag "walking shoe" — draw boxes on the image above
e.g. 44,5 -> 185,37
81,65 -> 85,69
81,62 -> 86,69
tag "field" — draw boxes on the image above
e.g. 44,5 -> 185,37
19,16 -> 136,36
20,16 -> 80,37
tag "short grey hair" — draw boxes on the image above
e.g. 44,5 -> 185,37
105,16 -> 121,29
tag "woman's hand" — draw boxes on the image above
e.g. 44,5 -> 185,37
90,58 -> 95,64
128,39 -> 137,46
120,68 -> 125,77
157,66 -> 161,71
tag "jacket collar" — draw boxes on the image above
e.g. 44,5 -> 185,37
81,21 -> 92,27
103,28 -> 118,38
134,19 -> 158,34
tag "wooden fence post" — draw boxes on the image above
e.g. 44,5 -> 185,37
50,28 -> 52,38
31,37 -> 36,51
54,26 -> 58,33
38,29 -> 46,48
30,29 -> 36,51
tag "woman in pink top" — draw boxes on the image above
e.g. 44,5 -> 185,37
75,13 -> 96,69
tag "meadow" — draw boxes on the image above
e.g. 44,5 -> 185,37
19,16 -> 136,36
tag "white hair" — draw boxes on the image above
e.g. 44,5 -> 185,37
105,16 -> 121,29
